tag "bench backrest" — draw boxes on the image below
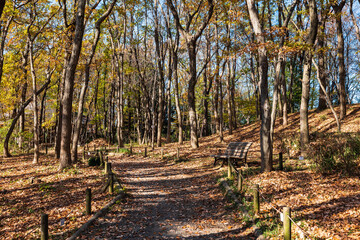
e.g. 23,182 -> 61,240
224,142 -> 252,159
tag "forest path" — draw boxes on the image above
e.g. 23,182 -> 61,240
81,153 -> 257,239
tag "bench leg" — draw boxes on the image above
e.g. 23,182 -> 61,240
213,158 -> 218,166
221,159 -> 226,167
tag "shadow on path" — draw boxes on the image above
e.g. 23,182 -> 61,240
82,155 -> 257,239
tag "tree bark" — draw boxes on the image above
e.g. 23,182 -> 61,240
28,39 -> 39,164
214,22 -> 223,142
246,0 -> 272,171
59,0 -> 86,170
173,39 -> 183,144
18,82 -> 27,149
226,21 -> 233,135
317,8 -> 329,111
332,1 -> 346,120
300,0 -> 318,152
166,53 -> 172,143
202,29 -> 212,137
154,1 -> 165,147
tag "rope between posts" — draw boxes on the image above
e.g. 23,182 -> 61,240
230,165 -> 314,240
288,215 -> 313,240
257,191 -> 313,239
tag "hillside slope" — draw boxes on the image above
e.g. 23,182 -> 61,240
163,103 -> 360,160
155,104 -> 360,239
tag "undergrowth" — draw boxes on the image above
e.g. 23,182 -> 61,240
309,133 -> 360,175
277,132 -> 360,175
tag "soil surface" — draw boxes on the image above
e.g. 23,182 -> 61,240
81,154 -> 257,239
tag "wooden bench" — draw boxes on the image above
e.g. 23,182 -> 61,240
212,142 -> 253,167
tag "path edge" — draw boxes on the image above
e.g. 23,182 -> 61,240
66,190 -> 126,240
219,178 -> 265,240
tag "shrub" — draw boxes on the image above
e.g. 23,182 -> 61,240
310,133 -> 360,175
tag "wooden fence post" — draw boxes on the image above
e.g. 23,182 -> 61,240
283,207 -> 291,240
41,213 -> 48,240
130,144 -> 133,155
105,162 -> 112,174
144,147 -> 147,157
227,159 -> 232,178
109,173 -> 114,194
254,184 -> 260,214
99,151 -> 104,165
279,152 -> 283,171
86,188 -> 91,215
45,145 -> 48,155
82,146 -> 86,161
237,170 -> 243,192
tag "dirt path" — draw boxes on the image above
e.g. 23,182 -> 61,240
81,154 -> 257,239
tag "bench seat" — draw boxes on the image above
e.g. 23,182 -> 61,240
211,142 -> 253,167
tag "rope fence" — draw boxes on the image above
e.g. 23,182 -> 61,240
227,158 -> 314,240
26,152 -> 123,240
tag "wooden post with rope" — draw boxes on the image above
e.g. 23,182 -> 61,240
283,207 -> 291,240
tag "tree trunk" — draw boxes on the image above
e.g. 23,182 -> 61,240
187,41 -> 199,148
151,72 -> 157,149
226,22 -> 233,135
56,55 -> 69,159
18,83 -> 27,149
300,0 -> 318,152
332,1 -> 346,119
173,47 -> 183,144
136,91 -> 142,145
247,0 -> 272,171
59,0 -> 86,170
154,2 -> 165,147
29,40 -> 39,164
281,62 -> 288,125
166,56 -> 172,143
94,72 -> 99,138
214,22 -> 223,142
71,78 -> 87,162
39,87 -> 48,144
317,26 -> 327,110
231,58 -> 237,129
